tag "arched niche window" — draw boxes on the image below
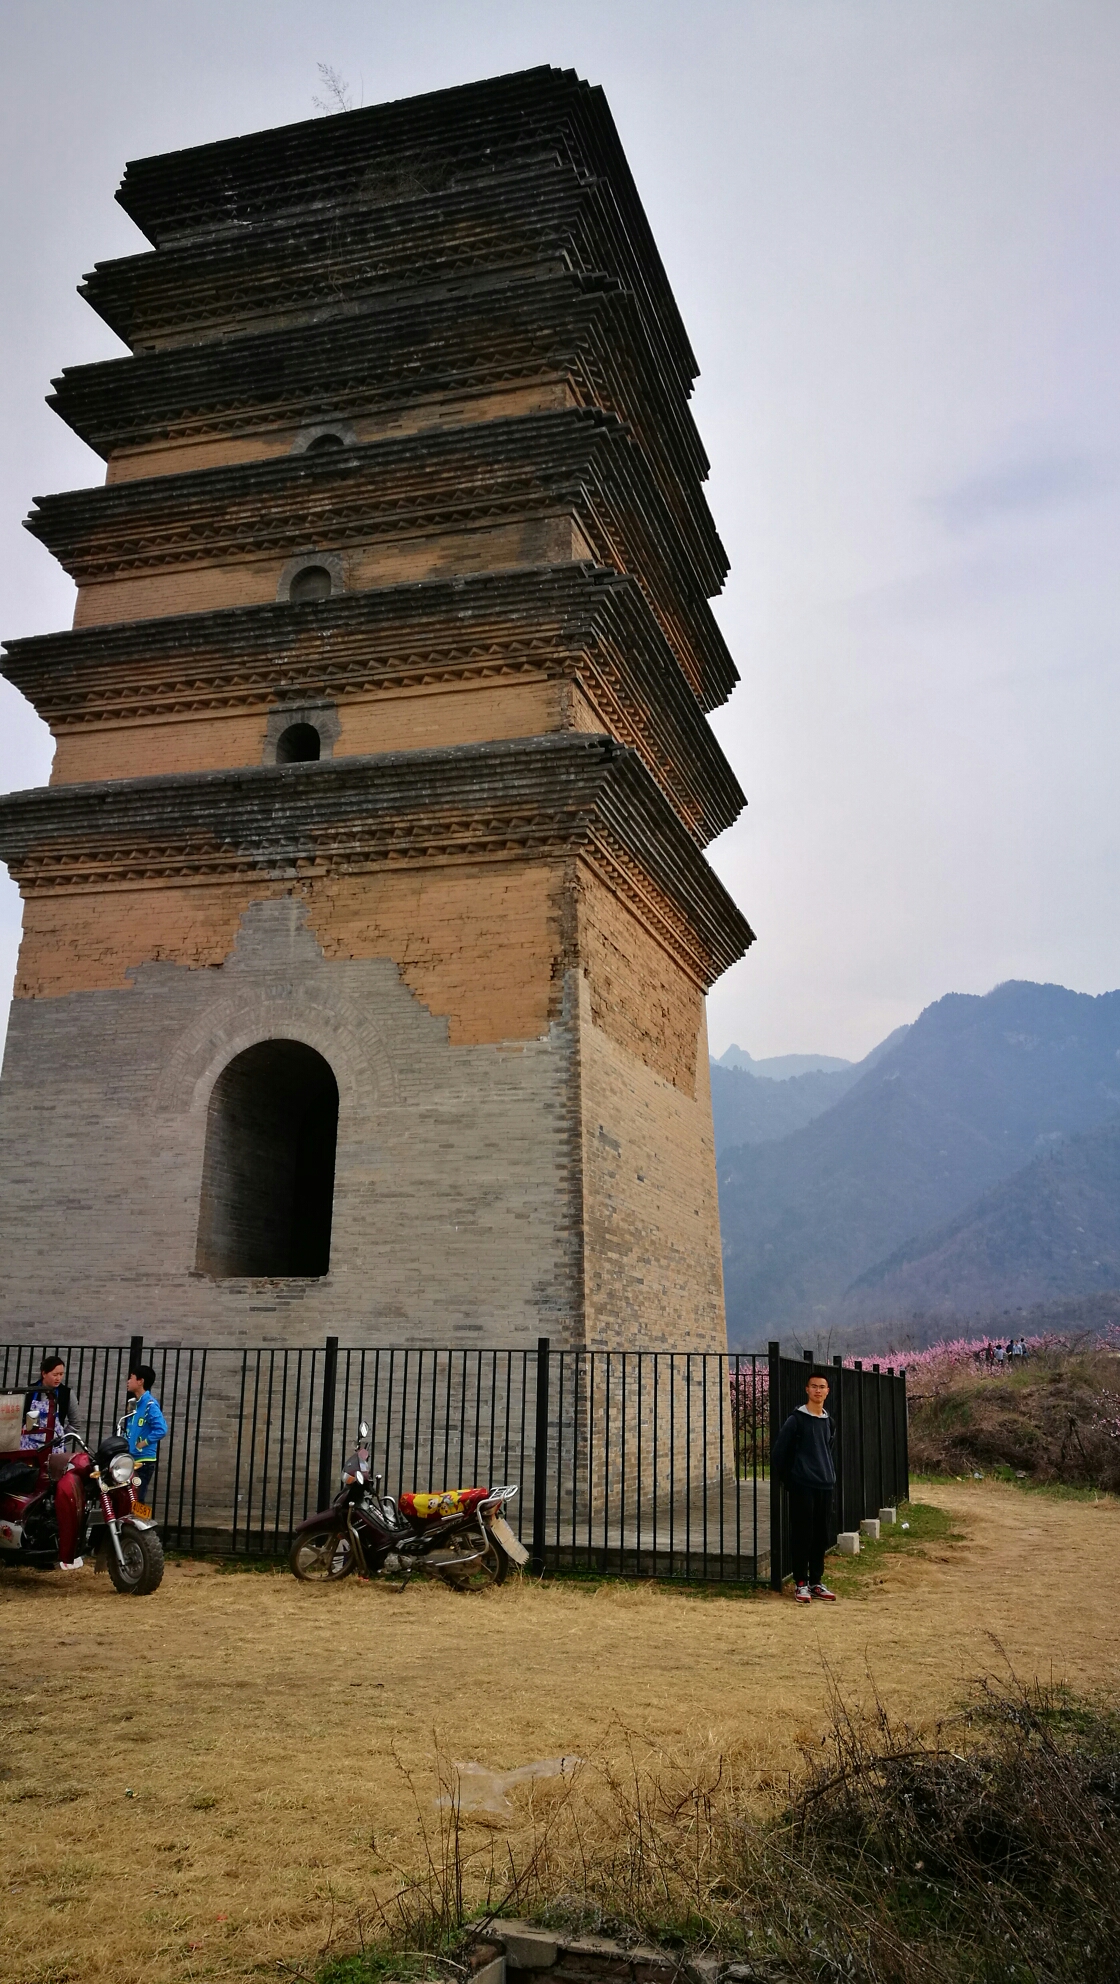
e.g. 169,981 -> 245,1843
289,564 -> 333,603
195,1041 -> 339,1278
276,722 -> 322,763
292,422 -> 357,456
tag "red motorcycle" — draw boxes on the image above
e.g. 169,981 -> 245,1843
0,1395 -> 164,1595
288,1419 -> 529,1590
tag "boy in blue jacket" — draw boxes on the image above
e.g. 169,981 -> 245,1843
772,1371 -> 838,1604
125,1364 -> 167,1519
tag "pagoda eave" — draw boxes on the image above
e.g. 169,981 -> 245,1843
0,731 -> 753,985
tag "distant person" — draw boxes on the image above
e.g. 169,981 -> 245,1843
1013,1337 -> 1026,1360
994,1342 -> 1006,1366
773,1371 -> 838,1605
985,1342 -> 995,1368
125,1364 -> 167,1519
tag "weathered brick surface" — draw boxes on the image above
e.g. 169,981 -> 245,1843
49,678 -> 568,786
576,946 -> 726,1354
13,864 -> 567,1049
103,382 -> 575,484
576,867 -> 703,1094
0,898 -> 581,1347
71,518 -> 590,628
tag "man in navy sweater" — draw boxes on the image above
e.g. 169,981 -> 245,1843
772,1372 -> 839,1604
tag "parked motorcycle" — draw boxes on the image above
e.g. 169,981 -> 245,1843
0,1395 -> 164,1595
288,1421 -> 529,1590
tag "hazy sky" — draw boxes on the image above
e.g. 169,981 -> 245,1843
2,0 -> 1118,1060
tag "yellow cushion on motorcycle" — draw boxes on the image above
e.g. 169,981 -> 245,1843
399,1488 -> 488,1521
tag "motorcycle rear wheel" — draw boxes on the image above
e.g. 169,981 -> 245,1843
107,1526 -> 165,1595
435,1526 -> 509,1592
288,1526 -> 355,1583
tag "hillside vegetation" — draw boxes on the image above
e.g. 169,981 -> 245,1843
718,980 -> 1120,1348
907,1338 -> 1120,1490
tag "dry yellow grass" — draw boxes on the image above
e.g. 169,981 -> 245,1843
2,1480 -> 1118,1984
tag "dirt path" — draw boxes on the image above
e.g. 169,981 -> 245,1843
2,1481 -> 1117,1984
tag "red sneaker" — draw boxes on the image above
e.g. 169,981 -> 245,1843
793,1580 -> 812,1603
810,1583 -> 838,1601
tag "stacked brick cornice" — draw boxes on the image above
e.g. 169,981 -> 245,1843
0,67 -> 751,1352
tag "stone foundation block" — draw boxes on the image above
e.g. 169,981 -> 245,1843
498,1925 -> 559,1970
835,1531 -> 860,1555
878,1506 -> 897,1524
860,1517 -> 880,1540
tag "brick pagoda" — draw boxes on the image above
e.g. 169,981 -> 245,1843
0,68 -> 752,1350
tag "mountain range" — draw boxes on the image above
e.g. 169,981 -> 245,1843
711,1027 -> 910,1147
716,1045 -> 858,1079
714,981 -> 1120,1351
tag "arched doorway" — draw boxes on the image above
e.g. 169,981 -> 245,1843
195,1041 -> 339,1276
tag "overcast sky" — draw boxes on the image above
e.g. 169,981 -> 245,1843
2,0 -> 1118,1061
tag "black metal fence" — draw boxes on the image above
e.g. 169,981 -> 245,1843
767,1343 -> 910,1589
1,1336 -> 906,1585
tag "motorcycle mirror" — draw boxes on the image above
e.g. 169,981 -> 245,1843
358,1421 -> 369,1440
355,1470 -> 365,1485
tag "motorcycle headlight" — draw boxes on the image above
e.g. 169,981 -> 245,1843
109,1453 -> 134,1486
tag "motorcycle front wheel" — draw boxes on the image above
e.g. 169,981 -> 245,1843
288,1526 -> 355,1583
107,1525 -> 165,1595
435,1525 -> 509,1592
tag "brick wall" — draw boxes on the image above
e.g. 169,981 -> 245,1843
103,382 -> 577,484
13,863 -> 567,1049
49,678 -> 572,786
0,897 -> 582,1348
71,518 -> 592,627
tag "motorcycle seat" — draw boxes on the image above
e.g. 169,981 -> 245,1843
399,1487 -> 489,1522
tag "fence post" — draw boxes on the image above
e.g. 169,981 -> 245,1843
128,1334 -> 143,1376
316,1336 -> 339,1514
768,1340 -> 783,1591
531,1336 -> 551,1575
832,1354 -> 844,1532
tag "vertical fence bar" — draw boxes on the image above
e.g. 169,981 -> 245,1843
873,1364 -> 885,1511
316,1336 -> 339,1514
853,1361 -> 865,1525
531,1336 -> 550,1574
231,1352 -> 249,1555
768,1340 -> 783,1590
832,1354 -> 845,1533
187,1349 -> 205,1553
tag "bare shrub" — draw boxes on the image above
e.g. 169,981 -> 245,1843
325,1677 -> 1120,1984
907,1344 -> 1120,1490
